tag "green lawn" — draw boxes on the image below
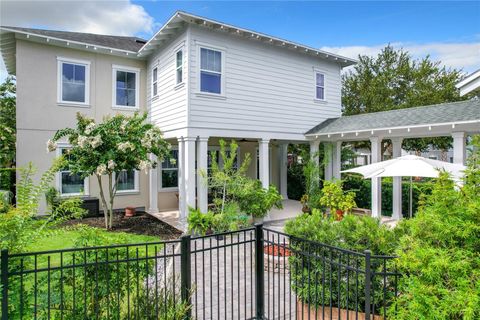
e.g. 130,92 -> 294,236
27,225 -> 162,267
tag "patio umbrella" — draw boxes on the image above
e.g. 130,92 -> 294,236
342,155 -> 466,217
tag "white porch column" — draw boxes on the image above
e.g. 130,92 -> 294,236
259,139 -> 270,189
370,136 -> 383,218
310,140 -> 320,163
332,141 -> 342,180
452,132 -> 466,165
279,143 -> 288,199
391,138 -> 403,220
177,137 -> 186,217
197,137 -> 209,213
184,137 -> 197,216
323,142 -> 333,181
147,154 -> 159,213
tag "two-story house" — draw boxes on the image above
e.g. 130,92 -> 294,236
0,11 -> 355,216
4,11 -> 476,219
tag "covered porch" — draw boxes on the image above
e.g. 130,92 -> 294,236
306,100 -> 480,220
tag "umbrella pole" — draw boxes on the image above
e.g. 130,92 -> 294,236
409,176 -> 413,218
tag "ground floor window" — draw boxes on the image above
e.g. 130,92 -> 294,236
160,149 -> 178,190
57,147 -> 88,196
115,170 -> 139,193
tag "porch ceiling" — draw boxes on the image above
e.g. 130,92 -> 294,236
305,100 -> 480,141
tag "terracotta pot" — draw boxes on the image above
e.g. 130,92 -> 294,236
296,300 -> 383,320
125,206 -> 136,217
335,209 -> 344,221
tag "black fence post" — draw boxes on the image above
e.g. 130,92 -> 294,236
180,235 -> 191,320
1,249 -> 8,320
364,250 -> 372,320
255,224 -> 264,320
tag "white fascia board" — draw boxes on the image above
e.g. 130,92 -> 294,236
456,69 -> 480,89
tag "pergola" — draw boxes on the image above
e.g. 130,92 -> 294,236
305,99 -> 480,219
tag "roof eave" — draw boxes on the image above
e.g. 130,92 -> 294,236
139,11 -> 357,67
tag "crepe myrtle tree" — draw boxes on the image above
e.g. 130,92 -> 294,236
47,112 -> 170,229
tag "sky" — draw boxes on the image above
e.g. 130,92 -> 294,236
1,1 -> 479,81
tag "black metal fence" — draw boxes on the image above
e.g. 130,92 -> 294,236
1,224 -> 399,319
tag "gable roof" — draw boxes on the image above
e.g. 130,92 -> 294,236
138,11 -> 357,68
305,99 -> 480,136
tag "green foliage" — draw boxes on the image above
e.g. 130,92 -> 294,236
232,178 -> 282,218
389,136 -> 480,319
49,112 -> 171,229
187,207 -> 214,235
0,161 -> 86,253
0,76 -> 16,192
342,45 -> 464,153
285,213 -> 400,312
319,180 -> 357,215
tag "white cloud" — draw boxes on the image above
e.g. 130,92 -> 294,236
0,0 -> 156,36
321,42 -> 480,74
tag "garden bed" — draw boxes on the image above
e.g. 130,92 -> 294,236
264,243 -> 291,273
61,212 -> 182,239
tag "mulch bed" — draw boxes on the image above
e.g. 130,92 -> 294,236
61,212 -> 182,240
264,244 -> 291,257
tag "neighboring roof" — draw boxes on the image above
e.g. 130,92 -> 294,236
1,26 -> 147,52
0,26 -> 147,74
139,11 -> 357,67
456,69 -> 480,96
306,99 -> 480,136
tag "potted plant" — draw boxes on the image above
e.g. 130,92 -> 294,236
125,206 -> 136,217
300,194 -> 310,213
187,207 -> 213,236
319,180 -> 356,221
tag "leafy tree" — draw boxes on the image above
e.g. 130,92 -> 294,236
390,135 -> 480,319
342,45 -> 465,154
49,112 -> 170,229
0,76 -> 16,194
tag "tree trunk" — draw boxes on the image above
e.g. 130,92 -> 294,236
96,174 -> 109,229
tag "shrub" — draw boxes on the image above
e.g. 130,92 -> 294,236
389,136 -> 480,319
285,212 -> 400,312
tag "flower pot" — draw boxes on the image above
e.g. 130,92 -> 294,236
125,206 -> 136,217
296,300 -> 383,320
264,244 -> 291,273
335,209 -> 344,221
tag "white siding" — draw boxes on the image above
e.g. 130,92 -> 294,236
148,30 -> 188,134
188,25 -> 342,138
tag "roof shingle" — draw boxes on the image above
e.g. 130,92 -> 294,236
306,99 -> 480,135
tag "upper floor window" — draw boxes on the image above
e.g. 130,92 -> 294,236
113,65 -> 140,109
57,57 -> 90,105
315,72 -> 325,100
176,49 -> 183,85
152,67 -> 158,97
200,48 -> 222,94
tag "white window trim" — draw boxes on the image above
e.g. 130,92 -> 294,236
57,57 -> 91,106
159,147 -> 179,192
114,170 -> 140,195
175,48 -> 184,86
152,66 -> 159,99
56,143 -> 89,197
112,64 -> 141,110
313,69 -> 327,102
196,45 -> 226,97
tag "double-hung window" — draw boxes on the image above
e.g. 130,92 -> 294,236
116,170 -> 139,194
315,72 -> 325,100
113,65 -> 140,109
176,49 -> 183,85
57,147 -> 88,196
57,57 -> 90,105
152,67 -> 158,97
200,48 -> 222,94
160,149 -> 178,189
